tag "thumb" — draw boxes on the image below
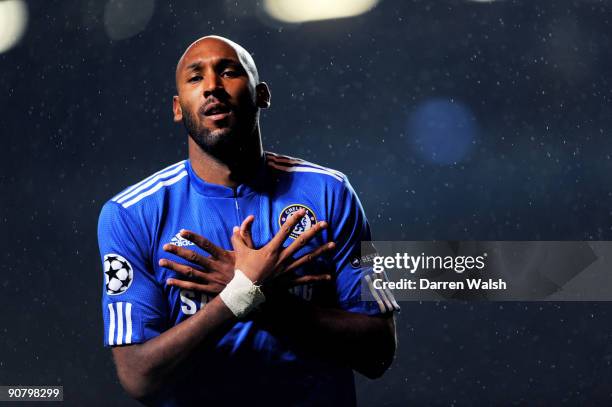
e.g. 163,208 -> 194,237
240,215 -> 255,248
230,225 -> 246,251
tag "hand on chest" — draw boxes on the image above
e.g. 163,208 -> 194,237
156,199 -> 331,276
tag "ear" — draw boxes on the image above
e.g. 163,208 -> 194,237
172,95 -> 183,122
255,82 -> 271,109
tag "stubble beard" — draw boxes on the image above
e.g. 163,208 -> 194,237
182,107 -> 238,160
181,104 -> 259,163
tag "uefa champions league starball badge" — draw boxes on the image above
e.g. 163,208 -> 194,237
279,204 -> 317,239
104,253 -> 134,295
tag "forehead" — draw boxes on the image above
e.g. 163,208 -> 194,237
178,39 -> 241,72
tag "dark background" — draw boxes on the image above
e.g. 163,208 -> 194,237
2,0 -> 612,405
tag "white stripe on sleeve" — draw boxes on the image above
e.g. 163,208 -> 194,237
266,162 -> 343,182
107,303 -> 115,346
387,289 -> 401,310
125,302 -> 132,344
116,302 -> 124,345
377,284 -> 394,311
112,161 -> 185,202
116,163 -> 186,204
265,153 -> 345,178
364,275 -> 387,313
122,170 -> 188,208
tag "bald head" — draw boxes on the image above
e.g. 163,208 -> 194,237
175,35 -> 259,92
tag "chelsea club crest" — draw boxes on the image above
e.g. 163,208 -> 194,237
279,204 -> 317,239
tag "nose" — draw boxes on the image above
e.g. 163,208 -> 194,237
203,72 -> 222,98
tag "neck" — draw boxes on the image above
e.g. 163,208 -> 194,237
188,130 -> 264,189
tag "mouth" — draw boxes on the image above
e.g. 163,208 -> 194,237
202,102 -> 232,121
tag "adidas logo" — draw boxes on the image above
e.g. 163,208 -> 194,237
170,232 -> 194,247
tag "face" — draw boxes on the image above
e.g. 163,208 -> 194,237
173,38 -> 269,156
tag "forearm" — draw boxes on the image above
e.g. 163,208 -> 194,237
112,296 -> 235,399
258,291 -> 396,378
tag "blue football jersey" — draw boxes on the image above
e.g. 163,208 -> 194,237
98,152 -> 399,406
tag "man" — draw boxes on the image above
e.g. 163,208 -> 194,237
98,35 -> 399,406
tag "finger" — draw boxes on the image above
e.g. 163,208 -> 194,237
179,229 -> 224,259
166,278 -> 218,296
230,225 -> 247,251
162,243 -> 214,269
289,274 -> 332,287
239,215 -> 255,249
279,220 -> 328,264
285,242 -> 336,273
159,258 -> 209,282
267,208 -> 306,252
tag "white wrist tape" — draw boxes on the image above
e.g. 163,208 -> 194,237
219,269 -> 266,318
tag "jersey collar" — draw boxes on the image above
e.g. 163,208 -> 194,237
186,156 -> 268,198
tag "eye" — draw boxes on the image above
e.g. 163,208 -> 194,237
188,75 -> 202,83
221,70 -> 240,78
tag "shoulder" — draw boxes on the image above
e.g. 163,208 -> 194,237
98,161 -> 188,248
105,160 -> 188,211
264,151 -> 360,207
265,151 -> 348,185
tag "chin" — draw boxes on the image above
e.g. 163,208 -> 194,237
208,127 -> 232,138
191,125 -> 242,157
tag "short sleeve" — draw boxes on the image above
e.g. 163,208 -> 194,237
330,177 -> 400,316
98,202 -> 168,347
